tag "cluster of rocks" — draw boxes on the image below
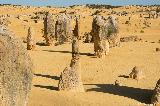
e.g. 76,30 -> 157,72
117,11 -> 129,16
148,11 -> 159,19
0,15 -> 11,26
140,11 -> 160,19
0,5 -> 160,106
44,12 -> 73,46
118,66 -> 159,105
84,32 -> 93,43
91,15 -> 119,58
120,36 -> 142,42
43,11 -> 120,52
33,11 -> 47,20
86,4 -> 120,9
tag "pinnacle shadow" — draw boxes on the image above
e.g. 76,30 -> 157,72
42,50 -> 94,56
34,85 -> 58,91
118,75 -> 129,78
85,84 -> 153,104
42,50 -> 71,54
34,73 -> 60,80
36,42 -> 48,46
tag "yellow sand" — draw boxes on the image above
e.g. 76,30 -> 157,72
0,5 -> 160,106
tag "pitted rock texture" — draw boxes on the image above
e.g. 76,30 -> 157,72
0,26 -> 33,106
129,66 -> 144,80
58,67 -> 84,92
120,36 -> 142,42
151,79 -> 160,105
55,14 -> 72,44
27,27 -> 36,50
44,12 -> 57,46
58,18 -> 84,92
92,15 -> 111,58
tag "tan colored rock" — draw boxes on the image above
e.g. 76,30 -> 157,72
44,12 -> 56,46
55,13 -> 72,45
115,80 -> 122,86
58,18 -> 84,92
0,25 -> 33,106
91,15 -> 110,58
129,66 -> 144,80
27,27 -> 36,50
84,32 -> 92,43
149,11 -> 157,19
156,48 -> 160,52
151,79 -> 160,105
96,40 -> 110,58
120,36 -> 142,42
0,17 -> 11,26
106,16 -> 120,47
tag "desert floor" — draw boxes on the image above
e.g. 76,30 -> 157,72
0,5 -> 160,106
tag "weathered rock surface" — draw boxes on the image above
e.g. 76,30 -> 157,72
27,27 -> 36,50
44,12 -> 56,46
58,18 -> 84,92
0,25 -> 33,106
151,79 -> 160,105
129,66 -> 144,80
120,36 -> 142,42
55,14 -> 72,45
91,15 -> 110,58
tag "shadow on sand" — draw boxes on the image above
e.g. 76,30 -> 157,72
34,73 -> 59,91
36,42 -> 48,46
118,75 -> 129,78
34,73 -> 60,80
85,84 -> 153,104
42,50 -> 94,56
34,85 -> 58,91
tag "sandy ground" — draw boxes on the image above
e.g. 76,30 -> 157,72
27,41 -> 160,106
0,5 -> 160,106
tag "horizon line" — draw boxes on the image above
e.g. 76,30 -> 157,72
0,3 -> 160,7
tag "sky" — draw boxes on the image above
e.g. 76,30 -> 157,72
0,0 -> 160,7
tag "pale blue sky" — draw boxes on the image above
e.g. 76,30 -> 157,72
0,0 -> 159,7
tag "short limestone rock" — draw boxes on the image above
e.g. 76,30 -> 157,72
129,66 -> 144,80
